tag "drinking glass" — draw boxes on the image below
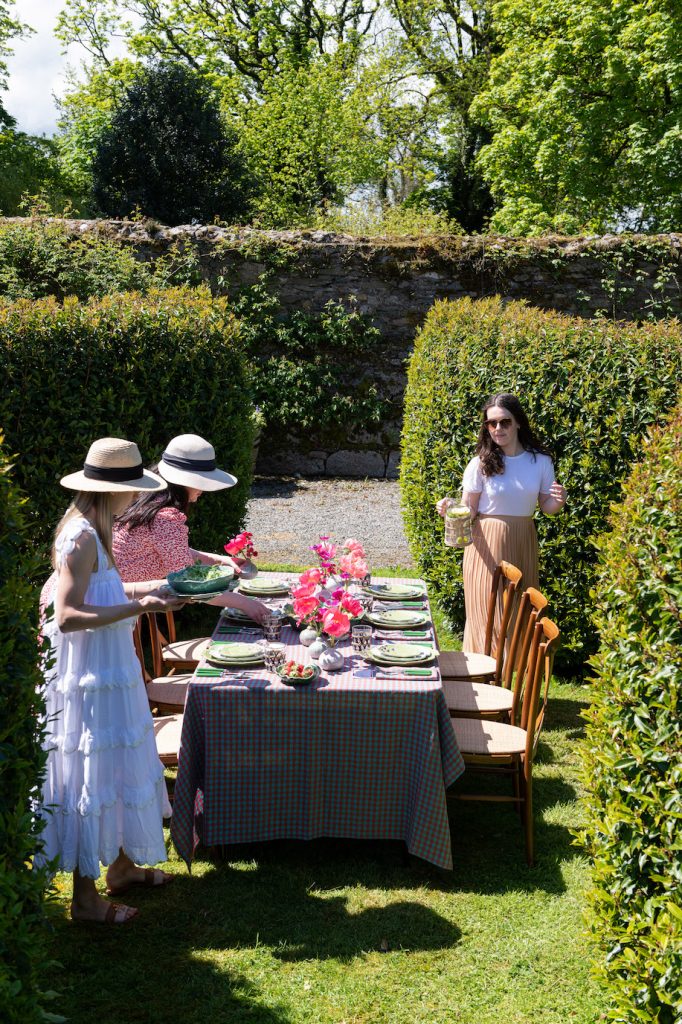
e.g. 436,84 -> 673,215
263,610 -> 283,642
351,624 -> 372,655
263,642 -> 286,673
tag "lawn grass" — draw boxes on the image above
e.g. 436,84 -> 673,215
43,564 -> 605,1023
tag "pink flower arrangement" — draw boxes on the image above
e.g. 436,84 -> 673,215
224,530 -> 258,559
309,536 -> 338,582
291,573 -> 363,644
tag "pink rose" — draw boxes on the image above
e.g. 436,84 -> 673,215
321,607 -> 350,638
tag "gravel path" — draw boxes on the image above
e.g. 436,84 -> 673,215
244,477 -> 414,569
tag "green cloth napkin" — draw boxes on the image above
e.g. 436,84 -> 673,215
195,668 -> 224,677
376,667 -> 435,677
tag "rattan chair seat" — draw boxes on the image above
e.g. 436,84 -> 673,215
451,716 -> 527,755
442,680 -> 514,714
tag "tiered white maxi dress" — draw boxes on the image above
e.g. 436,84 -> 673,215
37,517 -> 169,878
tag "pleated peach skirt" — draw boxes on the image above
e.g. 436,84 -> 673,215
462,515 -> 539,654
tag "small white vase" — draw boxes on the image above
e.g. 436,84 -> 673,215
300,626 -> 319,647
318,646 -> 344,672
308,637 -> 328,661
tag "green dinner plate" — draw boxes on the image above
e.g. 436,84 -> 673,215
367,609 -> 430,629
239,579 -> 290,596
364,582 -> 425,601
204,641 -> 265,665
363,651 -> 436,669
375,642 -> 434,663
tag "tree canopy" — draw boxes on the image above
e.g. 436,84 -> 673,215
91,61 -> 250,224
473,0 -> 682,234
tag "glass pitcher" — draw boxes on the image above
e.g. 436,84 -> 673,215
444,496 -> 473,548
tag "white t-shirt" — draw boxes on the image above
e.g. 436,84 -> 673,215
462,451 -> 555,517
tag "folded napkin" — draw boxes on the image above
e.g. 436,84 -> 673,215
355,666 -> 438,680
195,667 -> 225,677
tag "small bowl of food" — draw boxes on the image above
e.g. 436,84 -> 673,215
276,661 -> 319,686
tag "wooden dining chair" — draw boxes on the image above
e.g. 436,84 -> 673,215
441,586 -> 549,720
438,561 -> 523,685
151,609 -> 210,676
133,614 -> 192,715
449,616 -> 560,866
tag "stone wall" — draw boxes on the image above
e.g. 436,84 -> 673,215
37,221 -> 682,476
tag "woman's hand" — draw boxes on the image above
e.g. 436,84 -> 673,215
540,482 -> 567,515
138,591 -> 187,614
436,497 -> 453,518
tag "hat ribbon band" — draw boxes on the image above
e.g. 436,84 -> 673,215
162,453 -> 217,472
83,461 -> 144,482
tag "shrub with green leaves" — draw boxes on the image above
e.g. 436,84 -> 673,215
0,286 -> 253,566
0,437 -> 50,1023
0,214 -> 202,301
400,297 -> 682,667
580,403 -> 682,1022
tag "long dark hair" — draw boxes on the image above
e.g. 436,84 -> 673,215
476,393 -> 552,477
115,463 -> 189,530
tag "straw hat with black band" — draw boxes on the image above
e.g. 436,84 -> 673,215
60,438 -> 166,493
157,434 -> 237,492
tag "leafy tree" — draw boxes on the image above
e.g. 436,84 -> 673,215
473,0 -> 682,234
57,0 -> 379,95
91,61 -> 251,224
238,49 -> 384,225
387,0 -> 495,231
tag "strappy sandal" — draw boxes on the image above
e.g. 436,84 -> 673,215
106,867 -> 173,897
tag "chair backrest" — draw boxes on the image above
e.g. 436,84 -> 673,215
132,617 -> 152,686
504,587 -> 548,708
483,561 -> 523,677
518,617 -> 560,757
133,612 -> 168,682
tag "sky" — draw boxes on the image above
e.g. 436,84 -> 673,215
4,0 -> 75,136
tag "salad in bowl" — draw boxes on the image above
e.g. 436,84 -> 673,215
166,560 -> 235,596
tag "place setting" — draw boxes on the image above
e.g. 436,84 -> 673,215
351,623 -> 438,680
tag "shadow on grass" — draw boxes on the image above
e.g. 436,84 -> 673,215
44,846 -> 461,1022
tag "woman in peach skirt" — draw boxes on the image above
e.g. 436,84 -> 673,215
437,393 -> 566,653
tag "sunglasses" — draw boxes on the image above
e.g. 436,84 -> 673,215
486,417 -> 513,430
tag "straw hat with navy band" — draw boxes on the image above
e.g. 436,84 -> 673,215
60,438 -> 166,493
157,434 -> 237,492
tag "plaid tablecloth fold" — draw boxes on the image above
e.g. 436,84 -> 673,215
170,575 -> 464,870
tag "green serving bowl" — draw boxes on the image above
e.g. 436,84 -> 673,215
167,563 -> 235,596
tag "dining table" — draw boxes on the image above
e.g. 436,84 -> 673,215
170,573 -> 464,870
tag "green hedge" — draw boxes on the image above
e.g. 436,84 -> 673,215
579,403 -> 682,1022
0,437 -> 50,1022
0,286 -> 253,565
400,297 -> 682,667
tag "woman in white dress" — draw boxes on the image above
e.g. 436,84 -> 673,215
437,393 -> 566,652
37,438 -> 186,925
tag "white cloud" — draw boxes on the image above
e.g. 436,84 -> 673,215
4,0 -> 70,136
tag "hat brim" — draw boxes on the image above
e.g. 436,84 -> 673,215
60,468 -> 166,493
157,462 -> 237,491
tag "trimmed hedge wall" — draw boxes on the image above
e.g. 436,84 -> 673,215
0,286 -> 253,565
400,297 -> 682,666
580,403 -> 682,1021
0,437 -> 50,1022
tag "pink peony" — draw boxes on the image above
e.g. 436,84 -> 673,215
344,538 -> 365,557
293,595 -> 320,619
348,555 -> 368,580
321,607 -> 350,638
340,592 -> 363,618
299,568 -> 322,587
292,583 -> 316,600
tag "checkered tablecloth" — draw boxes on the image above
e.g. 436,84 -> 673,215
170,575 -> 464,870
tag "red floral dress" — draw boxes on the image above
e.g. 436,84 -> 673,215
112,507 -> 199,583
